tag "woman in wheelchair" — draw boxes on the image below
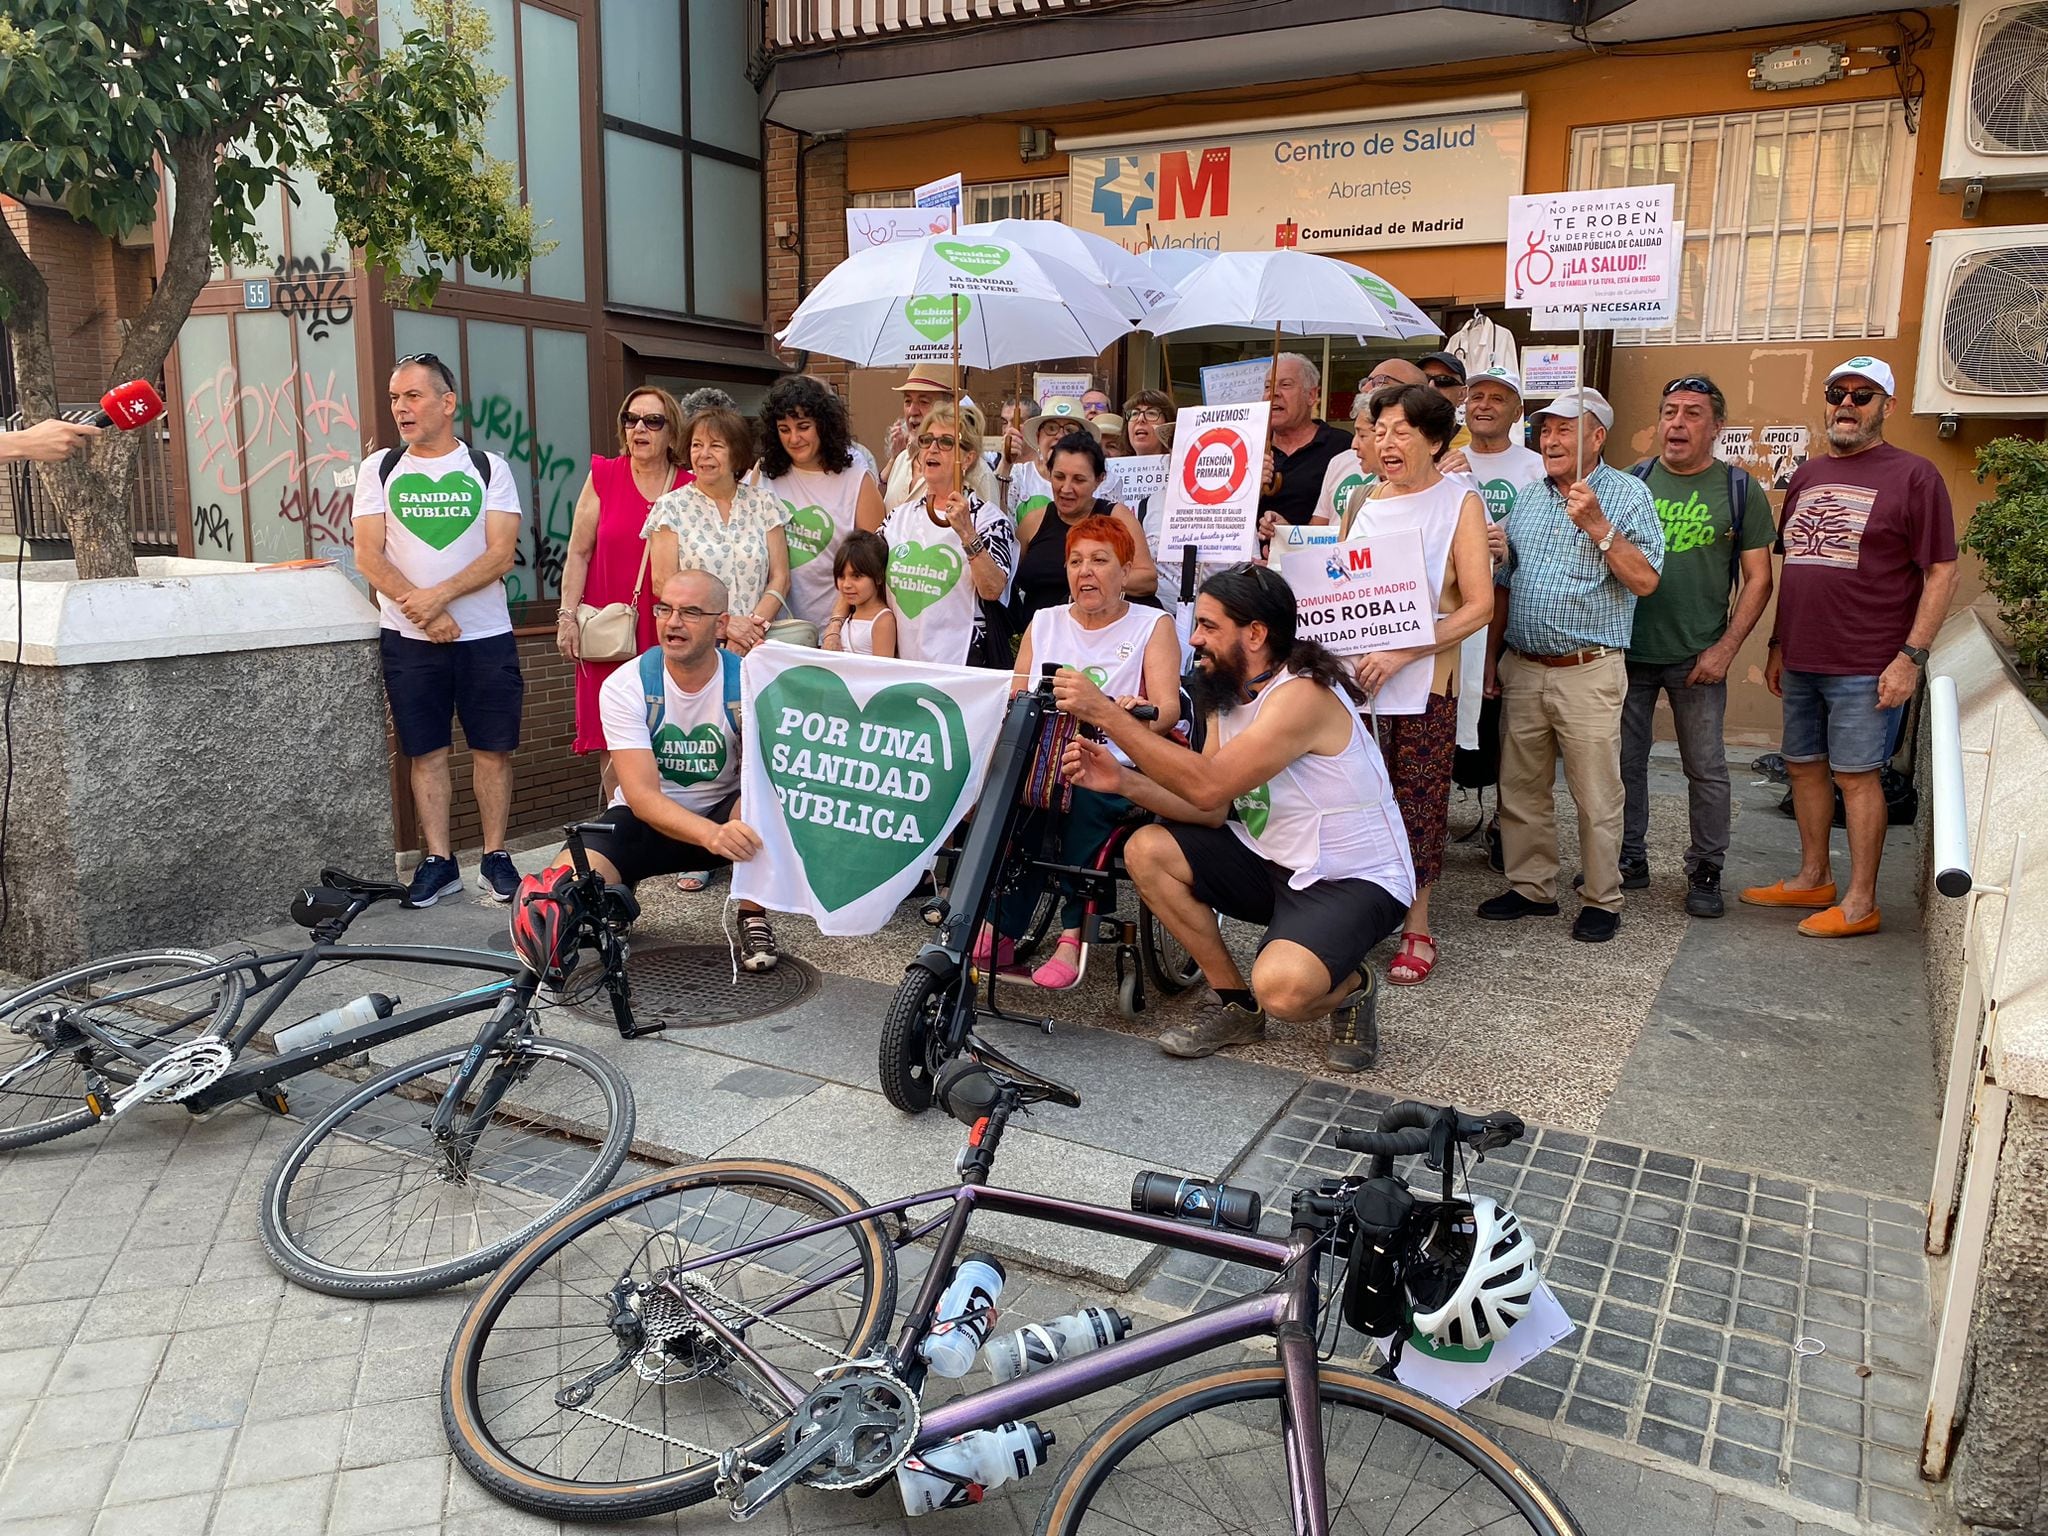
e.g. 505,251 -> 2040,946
973,515 -> 1182,987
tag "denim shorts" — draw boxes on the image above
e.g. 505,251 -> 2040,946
380,630 -> 524,757
1780,669 -> 1901,774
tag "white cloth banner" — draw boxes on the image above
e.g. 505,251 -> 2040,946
733,644 -> 1011,936
1156,403 -> 1267,563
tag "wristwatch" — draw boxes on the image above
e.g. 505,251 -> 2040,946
1596,529 -> 1617,553
1900,644 -> 1929,667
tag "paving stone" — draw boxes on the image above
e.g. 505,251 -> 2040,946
1585,1331 -> 1650,1373
1722,1366 -> 1790,1411
1727,1336 -> 1794,1376
0,1445 -> 122,1519
1786,1461 -> 1858,1513
15,1385 -> 145,1455
0,1345 -> 63,1403
1496,1377 -> 1564,1419
207,1473 -> 335,1536
1733,1304 -> 1795,1341
1653,1349 -> 1719,1392
1712,1501 -> 1797,1535
1751,1196 -> 1807,1226
1563,1396 -> 1628,1437
1572,1361 -> 1639,1407
1708,1437 -> 1783,1489
1593,1299 -> 1656,1340
105,1428 -> 234,1506
226,1409 -> 348,1486
1637,1170 -> 1693,1200
328,1455 -> 449,1536
87,1493 -> 210,1536
1716,1403 -> 1786,1453
1795,1388 -> 1864,1437
1604,1269 -> 1665,1307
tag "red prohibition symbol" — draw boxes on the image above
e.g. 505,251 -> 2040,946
1183,427 -> 1248,505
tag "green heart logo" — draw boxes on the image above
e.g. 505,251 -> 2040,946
1083,666 -> 1109,687
1013,493 -> 1050,525
934,241 -> 1010,276
387,471 -> 484,551
886,542 -> 964,619
1353,272 -> 1397,307
758,666 -> 971,911
1479,478 -> 1518,522
653,723 -> 728,786
905,294 -> 970,342
782,502 -> 833,567
1235,782 -> 1271,839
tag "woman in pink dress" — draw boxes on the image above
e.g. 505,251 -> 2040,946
556,386 -> 689,798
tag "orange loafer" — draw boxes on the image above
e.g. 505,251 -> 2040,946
1798,905 -> 1882,938
1739,879 -> 1838,909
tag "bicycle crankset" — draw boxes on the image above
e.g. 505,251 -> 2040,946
717,1367 -> 920,1520
109,1037 -> 236,1114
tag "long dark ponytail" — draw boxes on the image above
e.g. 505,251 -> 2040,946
1198,565 -> 1367,705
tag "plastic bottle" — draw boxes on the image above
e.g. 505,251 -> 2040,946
917,1254 -> 1006,1378
895,1420 -> 1054,1515
983,1305 -> 1132,1383
272,994 -> 396,1055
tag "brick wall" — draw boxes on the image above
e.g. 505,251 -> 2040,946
434,629 -> 603,854
767,129 -> 851,396
4,202 -> 148,404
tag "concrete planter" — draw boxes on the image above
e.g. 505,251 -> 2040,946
0,557 -> 393,974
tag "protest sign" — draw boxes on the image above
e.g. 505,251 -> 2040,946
1520,346 -> 1581,399
1373,1284 -> 1575,1410
734,645 -> 1010,935
846,207 -> 950,249
1535,221 -> 1684,329
1506,186 -> 1676,323
1280,528 -> 1434,714
1714,425 -> 1756,465
1270,521 -> 1343,554
1200,359 -> 1274,406
1156,404 -> 1268,563
1032,371 -> 1092,406
914,173 -> 963,213
1103,454 -> 1169,506
1760,425 -> 1809,489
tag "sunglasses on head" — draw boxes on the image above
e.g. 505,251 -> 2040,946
394,352 -> 457,392
1824,385 -> 1883,407
620,411 -> 669,430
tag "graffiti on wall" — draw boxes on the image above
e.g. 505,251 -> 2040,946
183,360 -> 362,551
273,254 -> 355,341
192,502 -> 236,553
460,393 -> 580,603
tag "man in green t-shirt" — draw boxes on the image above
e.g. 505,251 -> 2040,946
1620,375 -> 1774,917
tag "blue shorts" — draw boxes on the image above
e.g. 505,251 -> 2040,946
380,630 -> 524,757
1780,669 -> 1901,774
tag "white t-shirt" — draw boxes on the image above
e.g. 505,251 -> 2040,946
1462,443 -> 1545,524
351,443 -> 522,640
597,657 -> 740,814
881,493 -> 1016,667
1314,449 -> 1370,525
762,465 -> 875,628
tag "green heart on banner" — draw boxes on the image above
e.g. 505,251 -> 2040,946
886,542 -> 963,619
934,241 -> 1011,277
653,723 -> 728,786
758,666 -> 971,911
1352,272 -> 1397,308
905,294 -> 970,342
387,471 -> 485,551
782,502 -> 833,567
1235,782 -> 1271,839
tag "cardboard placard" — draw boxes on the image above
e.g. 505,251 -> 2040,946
1156,404 -> 1268,563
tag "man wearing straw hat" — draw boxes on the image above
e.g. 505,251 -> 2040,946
881,368 -> 999,510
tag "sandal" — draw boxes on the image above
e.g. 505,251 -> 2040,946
1030,936 -> 1083,991
1387,931 -> 1437,986
970,928 -> 1017,972
675,870 -> 711,894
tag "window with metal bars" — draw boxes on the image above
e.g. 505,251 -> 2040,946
1569,101 -> 1912,345
850,177 -> 1065,223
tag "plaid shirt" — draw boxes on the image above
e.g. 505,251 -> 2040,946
1496,462 -> 1665,654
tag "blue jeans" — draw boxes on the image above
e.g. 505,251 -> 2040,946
1780,669 -> 1902,774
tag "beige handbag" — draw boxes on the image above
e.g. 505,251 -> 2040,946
574,541 -> 651,663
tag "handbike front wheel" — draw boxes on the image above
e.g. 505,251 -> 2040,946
1036,1362 -> 1582,1536
0,949 -> 245,1151
877,961 -> 956,1114
443,1158 -> 897,1522
259,1033 -> 634,1297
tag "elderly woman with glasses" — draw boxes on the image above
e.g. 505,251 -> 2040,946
881,402 -> 1017,667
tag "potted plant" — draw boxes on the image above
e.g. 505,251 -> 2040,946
1962,436 -> 2048,694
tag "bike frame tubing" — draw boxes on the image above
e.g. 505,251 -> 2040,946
223,943 -> 524,1052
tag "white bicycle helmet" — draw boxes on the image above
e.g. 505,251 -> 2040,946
1406,1197 -> 1538,1350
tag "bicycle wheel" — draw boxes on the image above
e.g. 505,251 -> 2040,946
1037,1362 -> 1581,1536
878,962 -> 953,1114
0,949 -> 244,1151
444,1159 -> 896,1522
259,1033 -> 634,1298
1138,900 -> 1200,997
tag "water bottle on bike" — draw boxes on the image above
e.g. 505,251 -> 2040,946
918,1254 -> 1005,1377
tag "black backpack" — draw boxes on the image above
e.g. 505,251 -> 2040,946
377,440 -> 495,491
1627,458 -> 1750,585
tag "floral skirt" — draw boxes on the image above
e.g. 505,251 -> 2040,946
1375,690 -> 1458,889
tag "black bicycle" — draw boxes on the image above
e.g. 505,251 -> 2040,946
1,825 -> 643,1298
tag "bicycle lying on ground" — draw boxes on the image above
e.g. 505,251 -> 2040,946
441,1032 -> 1581,1533
0,824 -> 646,1298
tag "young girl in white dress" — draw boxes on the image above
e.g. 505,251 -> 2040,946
820,530 -> 897,658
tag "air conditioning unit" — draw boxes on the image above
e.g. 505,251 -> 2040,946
1941,0 -> 2048,191
1913,225 -> 2048,416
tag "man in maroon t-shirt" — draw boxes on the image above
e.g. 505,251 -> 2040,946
1741,357 -> 1957,938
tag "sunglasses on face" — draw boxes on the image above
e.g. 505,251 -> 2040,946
653,604 -> 725,622
620,411 -> 668,430
916,433 -> 959,450
1424,374 -> 1462,390
1824,386 -> 1883,407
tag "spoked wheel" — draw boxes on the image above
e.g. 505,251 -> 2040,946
443,1159 -> 897,1522
1138,901 -> 1201,998
1036,1363 -> 1582,1536
1011,886 -> 1061,967
877,963 -> 957,1114
259,1033 -> 635,1297
0,950 -> 244,1151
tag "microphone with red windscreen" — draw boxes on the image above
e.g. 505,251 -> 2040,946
89,380 -> 166,431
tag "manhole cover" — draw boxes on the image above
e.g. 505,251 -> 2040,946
575,943 -> 818,1030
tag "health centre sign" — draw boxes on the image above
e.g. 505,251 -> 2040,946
1065,105 -> 1527,254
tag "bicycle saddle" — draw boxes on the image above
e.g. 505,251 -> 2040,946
318,867 -> 410,903
937,1036 -> 1082,1127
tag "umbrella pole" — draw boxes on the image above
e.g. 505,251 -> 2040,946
1268,319 -> 1282,393
1160,337 -> 1174,401
1318,334 -> 1331,421
951,297 -> 963,499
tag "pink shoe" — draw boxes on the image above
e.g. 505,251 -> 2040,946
971,929 -> 1016,971
1031,938 -> 1083,990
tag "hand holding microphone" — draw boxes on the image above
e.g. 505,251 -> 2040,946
0,381 -> 166,465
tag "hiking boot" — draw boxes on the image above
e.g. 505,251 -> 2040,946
1326,975 -> 1378,1073
1572,857 -> 1649,893
407,855 -> 462,907
479,850 -> 520,904
1685,864 -> 1725,918
1158,996 -> 1266,1059
739,913 -> 781,973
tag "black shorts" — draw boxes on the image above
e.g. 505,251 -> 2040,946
1163,822 -> 1405,991
580,795 -> 738,887
380,630 -> 524,757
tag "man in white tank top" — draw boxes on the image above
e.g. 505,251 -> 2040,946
1055,567 -> 1414,1072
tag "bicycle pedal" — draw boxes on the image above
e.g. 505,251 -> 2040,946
255,1090 -> 290,1116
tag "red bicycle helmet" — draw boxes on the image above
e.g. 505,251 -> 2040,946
510,868 -> 580,985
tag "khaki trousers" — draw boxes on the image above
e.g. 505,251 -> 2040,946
1497,649 -> 1627,910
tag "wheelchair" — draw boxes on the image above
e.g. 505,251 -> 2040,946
876,663 -> 1202,1115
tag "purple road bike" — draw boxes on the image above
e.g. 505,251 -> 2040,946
442,1037 -> 1581,1533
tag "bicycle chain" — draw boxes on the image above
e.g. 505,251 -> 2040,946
672,1272 -> 863,1366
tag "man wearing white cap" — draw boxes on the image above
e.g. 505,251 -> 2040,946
1741,356 -> 1957,938
881,369 -> 998,510
1479,386 -> 1663,943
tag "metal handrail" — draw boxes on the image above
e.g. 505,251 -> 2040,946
770,0 -> 1104,50
1929,674 -> 1972,897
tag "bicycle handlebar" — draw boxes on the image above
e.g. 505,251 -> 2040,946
1336,1101 -> 1525,1177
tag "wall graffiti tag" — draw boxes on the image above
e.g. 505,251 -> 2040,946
460,393 -> 580,603
193,502 -> 236,553
278,485 -> 355,549
273,253 -> 355,341
184,362 -> 361,499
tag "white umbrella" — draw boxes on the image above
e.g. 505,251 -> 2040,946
777,234 -> 1134,372
959,219 -> 1173,319
1135,247 -> 1219,290
1139,249 -> 1440,343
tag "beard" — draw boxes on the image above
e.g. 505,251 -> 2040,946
1826,415 -> 1881,452
1189,642 -> 1250,717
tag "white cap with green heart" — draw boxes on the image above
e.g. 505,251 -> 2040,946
1468,365 -> 1523,398
1825,356 -> 1895,395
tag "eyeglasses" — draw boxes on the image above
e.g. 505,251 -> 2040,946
1824,385 -> 1883,407
652,604 -> 725,622
1126,406 -> 1167,422
394,352 -> 457,392
1362,374 -> 1402,391
620,412 -> 669,431
1424,374 -> 1462,390
916,433 -> 959,450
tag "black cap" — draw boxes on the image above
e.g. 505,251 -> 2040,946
1417,351 -> 1466,382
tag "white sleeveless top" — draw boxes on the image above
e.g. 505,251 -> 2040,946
1340,475 -> 1467,717
763,465 -> 872,629
842,614 -> 880,655
1218,672 -> 1415,902
1025,603 -> 1168,765
881,493 -> 1012,667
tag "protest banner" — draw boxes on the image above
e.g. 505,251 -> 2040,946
1102,454 -> 1169,505
1270,522 -> 1342,554
846,207 -> 950,249
1280,527 -> 1434,714
1032,371 -> 1092,406
734,645 -> 1010,935
1200,359 -> 1274,406
1520,346 -> 1581,399
1156,404 -> 1268,563
914,172 -> 963,213
1505,185 -> 1676,320
1535,221 -> 1684,330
